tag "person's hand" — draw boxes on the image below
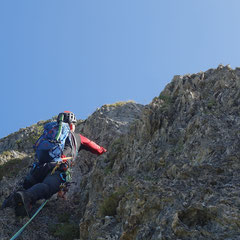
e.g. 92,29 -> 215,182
61,155 -> 68,163
100,147 -> 107,154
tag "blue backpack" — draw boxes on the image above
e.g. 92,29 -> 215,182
34,120 -> 72,163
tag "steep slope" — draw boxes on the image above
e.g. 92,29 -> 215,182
0,101 -> 144,240
1,65 -> 240,240
77,65 -> 240,240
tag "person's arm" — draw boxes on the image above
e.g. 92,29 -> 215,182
79,134 -> 107,155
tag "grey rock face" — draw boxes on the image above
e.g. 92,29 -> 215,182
0,101 -> 144,240
1,66 -> 240,240
79,66 -> 240,240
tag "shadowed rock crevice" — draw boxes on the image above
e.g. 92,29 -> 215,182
178,207 -> 215,228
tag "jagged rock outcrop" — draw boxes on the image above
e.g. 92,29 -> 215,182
0,101 -> 144,240
1,65 -> 240,240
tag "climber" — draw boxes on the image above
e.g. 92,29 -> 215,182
7,111 -> 107,217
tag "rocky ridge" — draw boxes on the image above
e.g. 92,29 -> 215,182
1,65 -> 240,240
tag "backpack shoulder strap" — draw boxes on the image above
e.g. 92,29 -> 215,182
64,132 -> 78,161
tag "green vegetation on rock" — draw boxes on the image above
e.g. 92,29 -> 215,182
103,100 -> 135,108
159,93 -> 173,104
49,212 -> 79,240
27,124 -> 44,144
49,223 -> 79,240
0,157 -> 30,180
100,187 -> 127,216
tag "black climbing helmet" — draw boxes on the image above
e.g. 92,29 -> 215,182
57,111 -> 77,124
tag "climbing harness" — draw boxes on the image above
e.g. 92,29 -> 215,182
51,162 -> 61,175
10,199 -> 48,240
51,156 -> 73,175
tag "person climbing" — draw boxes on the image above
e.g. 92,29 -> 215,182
9,111 -> 107,217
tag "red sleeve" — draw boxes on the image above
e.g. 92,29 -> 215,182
80,134 -> 107,155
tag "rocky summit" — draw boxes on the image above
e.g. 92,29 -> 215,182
1,65 -> 240,240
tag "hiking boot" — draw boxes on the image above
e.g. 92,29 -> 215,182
1,193 -> 15,210
1,187 -> 25,210
14,191 -> 32,217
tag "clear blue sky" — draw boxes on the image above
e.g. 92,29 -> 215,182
1,0 -> 240,139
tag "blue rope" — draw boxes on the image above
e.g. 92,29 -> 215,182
10,200 -> 48,240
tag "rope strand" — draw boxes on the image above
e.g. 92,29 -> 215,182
10,200 -> 48,240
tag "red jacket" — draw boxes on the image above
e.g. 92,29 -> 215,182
62,132 -> 107,159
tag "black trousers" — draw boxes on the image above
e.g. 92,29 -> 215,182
23,163 -> 66,203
